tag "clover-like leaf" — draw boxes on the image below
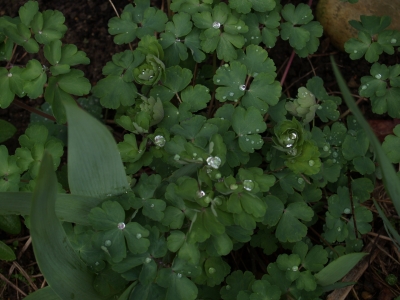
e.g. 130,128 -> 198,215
249,280 -> 281,300
31,10 -> 67,44
275,201 -> 314,242
213,61 -> 246,102
0,145 -> 21,192
221,270 -> 255,300
231,106 -> 267,153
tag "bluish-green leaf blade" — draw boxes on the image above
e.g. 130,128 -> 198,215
30,153 -> 103,299
63,99 -> 130,198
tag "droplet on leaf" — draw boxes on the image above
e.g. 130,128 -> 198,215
154,135 -> 166,147
212,21 -> 221,29
323,145 -> 329,151
117,222 -> 126,230
104,240 -> 112,247
208,267 -> 216,274
239,85 -> 246,91
197,190 -> 206,198
344,208 -> 351,214
292,266 -> 298,272
207,156 -> 222,169
308,160 -> 315,166
145,257 -> 152,263
136,233 -> 142,239
297,178 -> 304,184
177,273 -> 182,278
375,74 -> 382,79
230,184 -> 238,190
391,38 -> 397,44
243,180 -> 254,191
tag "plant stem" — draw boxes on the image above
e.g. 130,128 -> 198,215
12,99 -> 57,122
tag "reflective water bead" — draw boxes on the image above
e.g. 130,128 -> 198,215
177,273 -> 182,278
216,79 -> 220,83
361,85 -> 367,90
375,74 -> 382,79
7,73 -> 12,77
344,208 -> 351,214
136,233 -> 142,239
318,105 -> 322,110
287,148 -> 297,156
323,145 -> 329,151
197,190 -> 206,198
337,227 -> 341,232
154,135 -> 166,147
239,85 -> 246,91
208,267 -> 216,274
332,151 -> 338,158
95,261 -> 99,266
212,21 -> 221,29
297,178 -> 304,184
243,180 -> 254,191
117,222 -> 126,230
237,26 -> 241,30
204,196 -> 211,203
145,257 -> 152,263
230,184 -> 238,190
104,240 -> 112,247
150,204 -> 155,208
308,160 -> 315,166
207,156 -> 222,169
292,266 -> 298,272
391,38 -> 397,44
174,154 -> 180,160
229,92 -> 234,97
253,72 -> 258,77
353,50 -> 357,53
289,132 -> 297,140
226,285 -> 231,290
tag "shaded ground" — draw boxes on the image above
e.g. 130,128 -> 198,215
0,0 -> 399,299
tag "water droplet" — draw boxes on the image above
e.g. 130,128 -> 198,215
287,148 -> 297,156
95,261 -> 99,266
391,38 -> 397,44
344,208 -> 351,214
361,85 -> 367,90
7,73 -> 12,77
216,79 -> 220,83
323,145 -> 329,151
243,180 -> 254,191
332,152 -> 338,158
308,160 -> 315,166
208,267 -> 216,274
222,96 -> 226,100
318,106 -> 323,110
289,132 -> 297,140
375,74 -> 382,79
239,85 -> 246,91
337,227 -> 341,232
153,135 -> 166,147
226,285 -> 231,290
332,159 -> 337,163
117,222 -> 125,230
104,240 -> 112,247
236,26 -> 241,30
292,266 -> 298,272
230,184 -> 238,190
177,273 -> 182,278
204,196 -> 212,203
297,178 -> 304,184
145,257 -> 152,263
197,190 -> 205,198
38,30 -> 42,34
150,204 -> 155,208
353,50 -> 357,53
256,129 -> 259,132
207,156 -> 221,169
212,21 -> 221,29
175,38 -> 181,42
136,233 -> 142,239
253,72 -> 258,77
229,92 -> 234,97
174,154 -> 180,161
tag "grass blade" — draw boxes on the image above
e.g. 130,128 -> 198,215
0,192 -> 102,226
63,98 -> 130,198
30,152 -> 104,299
331,55 -> 400,247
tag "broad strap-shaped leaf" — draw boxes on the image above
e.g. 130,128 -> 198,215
63,98 -> 130,198
30,153 -> 103,299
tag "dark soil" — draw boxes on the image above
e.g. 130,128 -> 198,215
0,0 -> 399,299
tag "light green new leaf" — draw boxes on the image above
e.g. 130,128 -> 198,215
63,98 -> 130,198
315,252 -> 368,286
30,153 -> 103,299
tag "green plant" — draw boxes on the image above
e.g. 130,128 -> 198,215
2,0 -> 398,299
